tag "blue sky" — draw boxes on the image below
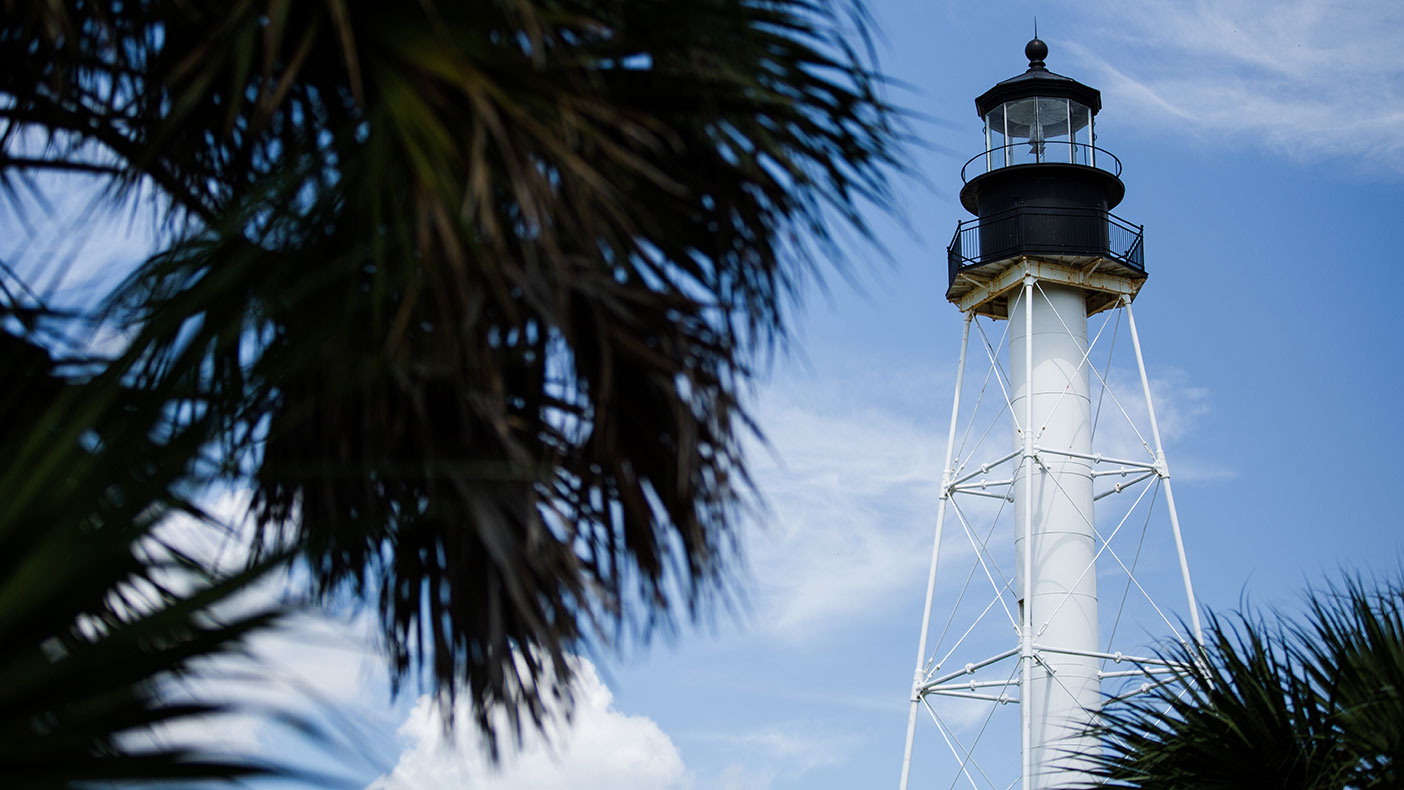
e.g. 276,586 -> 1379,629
14,0 -> 1404,787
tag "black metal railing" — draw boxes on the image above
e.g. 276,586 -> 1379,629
960,142 -> 1123,183
947,206 -> 1144,286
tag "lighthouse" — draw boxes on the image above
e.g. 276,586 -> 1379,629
898,39 -> 1204,789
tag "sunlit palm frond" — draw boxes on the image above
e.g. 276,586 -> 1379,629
1297,576 -> 1404,789
1085,576 -> 1404,790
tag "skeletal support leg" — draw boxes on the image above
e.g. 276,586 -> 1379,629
1123,298 -> 1203,647
899,312 -> 974,790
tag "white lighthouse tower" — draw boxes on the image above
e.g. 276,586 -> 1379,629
898,38 -> 1204,789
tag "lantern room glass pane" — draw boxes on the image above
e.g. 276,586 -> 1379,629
1002,98 -> 1037,165
1037,98 -> 1070,162
985,111 -> 1008,168
985,98 -> 1095,168
1068,101 -> 1092,164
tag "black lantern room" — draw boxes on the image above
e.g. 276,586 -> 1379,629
946,38 -> 1145,317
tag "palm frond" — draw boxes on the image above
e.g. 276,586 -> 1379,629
1296,575 -> 1404,789
1085,574 -> 1404,790
4,0 -> 905,754
0,322 -> 313,786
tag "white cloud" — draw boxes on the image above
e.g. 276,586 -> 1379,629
370,656 -> 689,790
1064,0 -> 1404,172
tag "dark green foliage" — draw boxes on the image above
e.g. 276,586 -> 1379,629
1085,576 -> 1404,790
0,327 -> 293,786
3,0 -> 900,765
1298,577 -> 1404,789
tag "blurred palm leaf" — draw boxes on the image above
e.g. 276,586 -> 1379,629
0,323 -> 301,787
4,0 -> 902,753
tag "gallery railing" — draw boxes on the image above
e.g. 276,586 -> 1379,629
960,142 -> 1123,182
947,205 -> 1144,286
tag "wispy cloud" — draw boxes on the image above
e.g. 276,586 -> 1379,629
740,371 -> 953,641
1063,0 -> 1404,172
697,724 -> 850,790
735,324 -> 1225,644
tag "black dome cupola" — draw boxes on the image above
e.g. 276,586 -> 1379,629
972,38 -> 1102,121
946,37 -> 1146,318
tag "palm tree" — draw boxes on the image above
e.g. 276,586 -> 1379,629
2,0 -> 901,769
1085,574 -> 1404,789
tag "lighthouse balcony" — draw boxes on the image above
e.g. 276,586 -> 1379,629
946,205 -> 1145,314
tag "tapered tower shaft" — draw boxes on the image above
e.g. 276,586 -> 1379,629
1011,282 -> 1099,787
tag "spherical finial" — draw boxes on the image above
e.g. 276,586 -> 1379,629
1025,37 -> 1048,70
